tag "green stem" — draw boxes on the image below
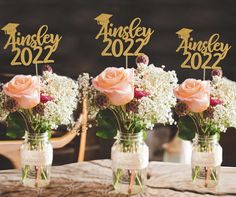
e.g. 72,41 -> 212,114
135,172 -> 144,190
109,108 -> 122,133
22,165 -> 30,181
189,115 -> 199,134
113,168 -> 123,188
41,167 -> 48,181
17,111 -> 30,133
192,166 -> 200,181
211,169 -> 217,182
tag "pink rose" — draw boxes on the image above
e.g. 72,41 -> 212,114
92,67 -> 134,106
3,75 -> 40,109
174,79 -> 210,113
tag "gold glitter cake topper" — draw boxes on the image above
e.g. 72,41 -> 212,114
176,28 -> 231,73
95,13 -> 154,58
2,23 -> 62,66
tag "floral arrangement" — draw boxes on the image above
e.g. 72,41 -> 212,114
174,70 -> 236,187
78,55 -> 177,194
0,65 -> 79,188
0,65 -> 79,138
174,69 -> 236,140
78,55 -> 178,138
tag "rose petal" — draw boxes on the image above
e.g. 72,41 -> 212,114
174,79 -> 210,113
92,67 -> 134,105
3,75 -> 40,109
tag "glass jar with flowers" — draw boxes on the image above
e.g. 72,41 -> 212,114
0,65 -> 79,187
78,55 -> 178,195
173,69 -> 236,188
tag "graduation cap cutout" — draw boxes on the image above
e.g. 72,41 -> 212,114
176,28 -> 193,39
2,23 -> 19,35
95,13 -> 113,26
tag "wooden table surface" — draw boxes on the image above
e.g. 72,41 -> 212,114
0,160 -> 236,197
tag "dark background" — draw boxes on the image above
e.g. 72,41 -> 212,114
0,0 -> 236,168
0,0 -> 235,81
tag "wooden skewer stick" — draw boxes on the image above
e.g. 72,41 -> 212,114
203,68 -> 206,81
205,167 -> 211,187
126,55 -> 128,68
128,170 -> 135,194
35,166 -> 40,187
35,63 -> 38,76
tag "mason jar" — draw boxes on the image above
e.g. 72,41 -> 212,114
191,134 -> 222,188
111,132 -> 149,195
20,132 -> 53,188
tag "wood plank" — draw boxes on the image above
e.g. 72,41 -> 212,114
0,160 -> 236,196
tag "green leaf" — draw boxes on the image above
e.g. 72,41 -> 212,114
178,116 -> 196,141
6,112 -> 26,139
133,119 -> 145,133
95,109 -> 118,139
31,117 -> 51,134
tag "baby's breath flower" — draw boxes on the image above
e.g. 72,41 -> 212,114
78,73 -> 99,120
209,77 -> 236,132
134,64 -> 177,129
0,92 -> 9,120
41,72 -> 79,129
